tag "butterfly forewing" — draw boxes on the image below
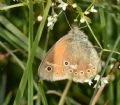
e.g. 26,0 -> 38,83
38,34 -> 71,81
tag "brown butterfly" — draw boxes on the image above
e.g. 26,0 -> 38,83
38,27 -> 101,83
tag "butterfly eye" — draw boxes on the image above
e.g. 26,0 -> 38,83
87,69 -> 91,73
79,71 -> 84,75
69,69 -> 73,73
45,66 -> 53,72
74,72 -> 78,76
92,67 -> 95,70
64,61 -> 69,66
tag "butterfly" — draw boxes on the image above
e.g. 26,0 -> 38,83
38,27 -> 101,83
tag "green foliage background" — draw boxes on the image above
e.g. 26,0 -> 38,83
0,0 -> 120,105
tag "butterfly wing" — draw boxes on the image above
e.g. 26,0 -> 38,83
38,27 -> 101,82
38,34 -> 72,81
62,27 -> 101,83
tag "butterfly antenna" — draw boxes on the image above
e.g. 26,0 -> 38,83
63,12 -> 72,29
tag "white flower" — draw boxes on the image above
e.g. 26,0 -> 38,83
110,64 -> 114,69
84,11 -> 90,15
93,75 -> 109,88
47,14 -> 58,28
72,3 -> 77,8
37,15 -> 43,22
93,75 -> 101,88
85,79 -> 93,86
94,75 -> 100,82
80,17 -> 85,23
74,19 -> 78,22
51,3 -> 55,6
47,16 -> 53,27
101,77 -> 108,85
90,6 -> 97,13
58,1 -> 68,11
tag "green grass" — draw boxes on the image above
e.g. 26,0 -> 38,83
0,0 -> 120,105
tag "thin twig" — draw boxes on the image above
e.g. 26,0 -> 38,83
46,90 -> 62,96
58,79 -> 72,105
47,89 -> 81,105
91,60 -> 120,105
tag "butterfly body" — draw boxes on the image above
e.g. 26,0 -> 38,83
38,27 -> 101,83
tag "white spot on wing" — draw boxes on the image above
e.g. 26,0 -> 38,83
70,64 -> 77,69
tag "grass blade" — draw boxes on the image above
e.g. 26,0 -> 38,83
13,0 -> 51,104
28,0 -> 34,105
2,92 -> 12,105
38,82 -> 48,105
